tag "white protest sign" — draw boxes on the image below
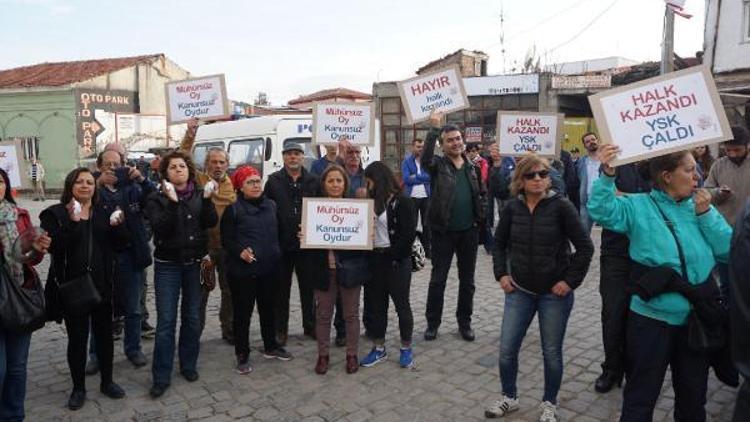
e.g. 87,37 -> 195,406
300,198 -> 374,250
165,74 -> 230,124
312,102 -> 375,146
589,66 -> 731,166
0,146 -> 21,187
497,112 -> 563,158
397,65 -> 469,124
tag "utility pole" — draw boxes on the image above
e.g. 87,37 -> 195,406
660,5 -> 675,74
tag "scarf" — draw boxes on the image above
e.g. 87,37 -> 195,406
0,201 -> 23,282
175,181 -> 195,201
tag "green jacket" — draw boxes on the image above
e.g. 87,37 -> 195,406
587,175 -> 731,325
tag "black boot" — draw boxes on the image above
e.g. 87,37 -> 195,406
67,389 -> 86,410
594,371 -> 623,393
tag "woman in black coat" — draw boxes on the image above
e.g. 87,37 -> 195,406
220,166 -> 291,375
145,150 -> 217,398
485,155 -> 594,422
358,161 -> 417,370
40,168 -> 129,410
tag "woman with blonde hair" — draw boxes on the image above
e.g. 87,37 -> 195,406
485,155 -> 594,422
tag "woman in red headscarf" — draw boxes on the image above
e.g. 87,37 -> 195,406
220,166 -> 291,375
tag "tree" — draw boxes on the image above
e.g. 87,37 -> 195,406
254,92 -> 270,106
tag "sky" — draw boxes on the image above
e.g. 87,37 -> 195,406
0,0 -> 707,105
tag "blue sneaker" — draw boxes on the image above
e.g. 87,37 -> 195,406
360,347 -> 387,367
399,347 -> 414,368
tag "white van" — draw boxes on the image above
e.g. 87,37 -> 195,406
192,114 -> 381,181
192,115 -> 317,180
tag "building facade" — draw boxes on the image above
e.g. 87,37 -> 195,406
704,0 -> 750,126
0,54 -> 190,189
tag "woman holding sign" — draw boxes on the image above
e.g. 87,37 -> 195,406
588,146 -> 731,422
486,156 -> 593,422
358,162 -> 417,369
220,165 -> 292,375
303,164 -> 368,375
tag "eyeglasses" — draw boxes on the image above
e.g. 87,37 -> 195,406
523,170 -> 550,180
246,179 -> 262,186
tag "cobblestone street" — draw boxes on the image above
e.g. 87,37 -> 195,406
18,197 -> 738,421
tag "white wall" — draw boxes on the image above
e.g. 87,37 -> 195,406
705,0 -> 750,73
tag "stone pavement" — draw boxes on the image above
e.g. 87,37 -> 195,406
17,197 -> 738,421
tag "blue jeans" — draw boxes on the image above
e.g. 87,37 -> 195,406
117,252 -> 144,357
580,205 -> 594,235
0,328 -> 31,421
498,289 -> 574,404
151,261 -> 202,386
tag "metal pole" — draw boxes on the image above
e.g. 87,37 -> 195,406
661,5 -> 675,74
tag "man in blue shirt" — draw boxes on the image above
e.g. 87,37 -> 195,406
401,138 -> 431,257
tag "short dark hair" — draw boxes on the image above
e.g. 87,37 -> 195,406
581,132 -> 598,142
159,150 -> 196,183
96,150 -> 125,168
466,143 -> 481,152
412,138 -> 424,145
726,126 -> 749,146
637,150 -> 692,188
61,167 -> 97,205
0,168 -> 15,205
441,124 -> 461,136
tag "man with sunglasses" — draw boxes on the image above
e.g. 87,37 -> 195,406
422,113 -> 484,342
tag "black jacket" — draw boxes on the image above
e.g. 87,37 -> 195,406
730,199 -> 750,379
303,249 -> 370,291
421,127 -> 484,233
145,188 -> 218,262
383,194 -> 417,260
493,191 -> 594,294
221,195 -> 281,279
40,203 -> 129,303
264,167 -> 320,252
600,163 -> 652,257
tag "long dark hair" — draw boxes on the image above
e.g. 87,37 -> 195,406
363,161 -> 401,215
691,146 -> 714,176
60,167 -> 97,205
0,168 -> 16,205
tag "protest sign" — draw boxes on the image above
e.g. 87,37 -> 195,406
397,65 -> 469,124
497,111 -> 563,158
165,74 -> 230,124
300,198 -> 374,250
312,102 -> 375,146
0,145 -> 21,187
589,66 -> 731,166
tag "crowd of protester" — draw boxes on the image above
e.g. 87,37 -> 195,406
0,116 -> 748,422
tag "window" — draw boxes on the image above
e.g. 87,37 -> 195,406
228,138 -> 264,174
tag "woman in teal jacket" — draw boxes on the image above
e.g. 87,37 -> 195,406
588,145 -> 731,422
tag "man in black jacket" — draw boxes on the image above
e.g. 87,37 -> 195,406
594,163 -> 651,393
264,143 -> 320,346
730,199 -> 750,422
422,113 -> 484,342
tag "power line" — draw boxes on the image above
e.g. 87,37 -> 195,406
547,0 -> 622,54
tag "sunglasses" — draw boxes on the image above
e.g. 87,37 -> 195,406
523,170 -> 550,180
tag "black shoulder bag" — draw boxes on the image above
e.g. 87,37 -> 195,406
57,219 -> 102,316
0,252 -> 46,334
650,197 -> 724,353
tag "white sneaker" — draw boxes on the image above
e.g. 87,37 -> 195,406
484,395 -> 520,418
538,401 -> 557,422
